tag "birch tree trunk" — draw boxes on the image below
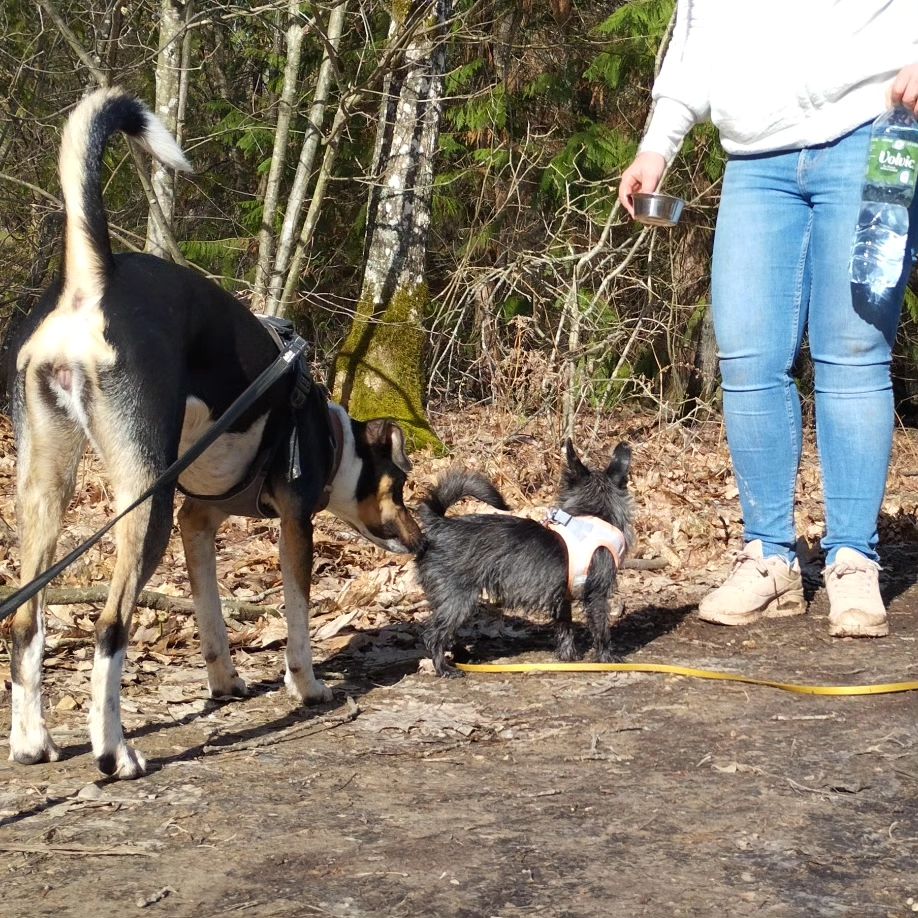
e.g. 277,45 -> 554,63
331,0 -> 451,452
145,0 -> 187,257
175,0 -> 194,149
251,0 -> 304,311
265,0 -> 348,317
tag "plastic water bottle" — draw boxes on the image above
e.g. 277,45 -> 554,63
849,106 -> 918,299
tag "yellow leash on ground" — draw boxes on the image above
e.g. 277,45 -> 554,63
454,661 -> 918,696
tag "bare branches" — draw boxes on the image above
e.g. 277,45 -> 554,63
146,0 -> 189,258
264,0 -> 348,317
36,0 -> 188,266
251,0 -> 306,311
35,0 -> 108,84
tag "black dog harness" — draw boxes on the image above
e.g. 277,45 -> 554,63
177,316 -> 342,518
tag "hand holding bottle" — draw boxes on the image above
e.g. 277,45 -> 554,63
849,103 -> 918,298
890,62 -> 918,117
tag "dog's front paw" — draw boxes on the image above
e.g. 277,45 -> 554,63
427,650 -> 464,678
595,647 -> 623,665
209,674 -> 248,700
437,664 -> 464,679
432,658 -> 464,678
556,639 -> 580,663
285,670 -> 333,705
9,726 -> 62,765
97,743 -> 147,780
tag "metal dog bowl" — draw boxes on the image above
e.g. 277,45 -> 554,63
631,192 -> 685,227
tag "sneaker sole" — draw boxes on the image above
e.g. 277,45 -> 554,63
697,591 -> 807,626
829,610 -> 889,638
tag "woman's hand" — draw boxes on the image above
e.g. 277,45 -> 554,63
890,63 -> 918,116
618,151 -> 667,217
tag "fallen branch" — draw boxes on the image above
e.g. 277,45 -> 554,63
622,558 -> 669,571
0,842 -> 158,857
0,586 -> 277,622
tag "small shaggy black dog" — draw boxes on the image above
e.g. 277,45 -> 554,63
415,440 -> 634,676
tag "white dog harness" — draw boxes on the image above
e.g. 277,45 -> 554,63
543,508 -> 627,598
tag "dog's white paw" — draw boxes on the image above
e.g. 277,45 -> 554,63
97,743 -> 147,780
9,727 -> 62,765
208,673 -> 248,699
285,671 -> 333,705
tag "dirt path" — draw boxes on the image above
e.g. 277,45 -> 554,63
2,549 -> 917,918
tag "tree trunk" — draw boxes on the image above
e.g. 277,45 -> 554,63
331,1 -> 450,452
0,211 -> 63,413
691,304 -> 720,403
175,0 -> 194,149
252,0 -> 304,311
265,0 -> 348,317
146,0 -> 186,257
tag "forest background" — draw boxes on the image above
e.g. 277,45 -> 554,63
0,0 -> 916,448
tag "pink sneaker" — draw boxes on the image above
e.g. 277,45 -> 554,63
698,540 -> 806,625
824,548 -> 888,638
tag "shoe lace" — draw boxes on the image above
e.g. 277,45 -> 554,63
828,562 -> 878,599
730,550 -> 769,579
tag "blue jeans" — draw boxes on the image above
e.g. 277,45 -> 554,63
711,122 -> 918,565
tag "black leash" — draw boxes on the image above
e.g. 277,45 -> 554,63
0,333 -> 308,624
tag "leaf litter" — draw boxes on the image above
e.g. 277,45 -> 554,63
0,406 -> 918,914
0,405 -> 916,756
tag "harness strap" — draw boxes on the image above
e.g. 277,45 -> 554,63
177,438 -> 281,518
177,317 -> 347,519
313,407 -> 345,513
543,507 -> 627,598
177,315 -> 315,518
261,316 -> 313,410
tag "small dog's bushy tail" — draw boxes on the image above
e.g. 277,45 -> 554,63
59,88 -> 191,303
421,469 -> 509,523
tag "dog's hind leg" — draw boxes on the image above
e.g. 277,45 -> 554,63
10,372 -> 85,764
87,404 -> 176,779
582,549 -> 622,664
550,594 -> 578,662
424,591 -> 477,677
278,511 -> 332,704
178,498 -> 246,699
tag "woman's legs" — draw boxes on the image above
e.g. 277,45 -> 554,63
805,125 -> 917,565
706,122 -> 917,630
699,148 -> 811,623
804,124 -> 917,636
711,149 -> 811,564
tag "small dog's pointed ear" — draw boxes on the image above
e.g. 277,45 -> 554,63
565,438 -> 588,479
606,442 -> 631,487
365,419 -> 412,474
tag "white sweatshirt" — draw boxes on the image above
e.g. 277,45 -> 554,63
640,0 -> 918,162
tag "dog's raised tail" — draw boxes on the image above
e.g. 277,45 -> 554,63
59,88 -> 191,303
421,469 -> 510,520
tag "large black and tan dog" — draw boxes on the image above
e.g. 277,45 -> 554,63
7,88 -> 421,779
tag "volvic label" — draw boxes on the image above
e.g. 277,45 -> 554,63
867,136 -> 918,187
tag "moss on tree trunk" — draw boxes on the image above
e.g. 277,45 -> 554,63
332,283 -> 442,452
331,0 -> 452,454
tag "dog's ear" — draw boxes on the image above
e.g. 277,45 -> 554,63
564,438 -> 589,479
605,442 -> 631,487
365,419 -> 412,474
